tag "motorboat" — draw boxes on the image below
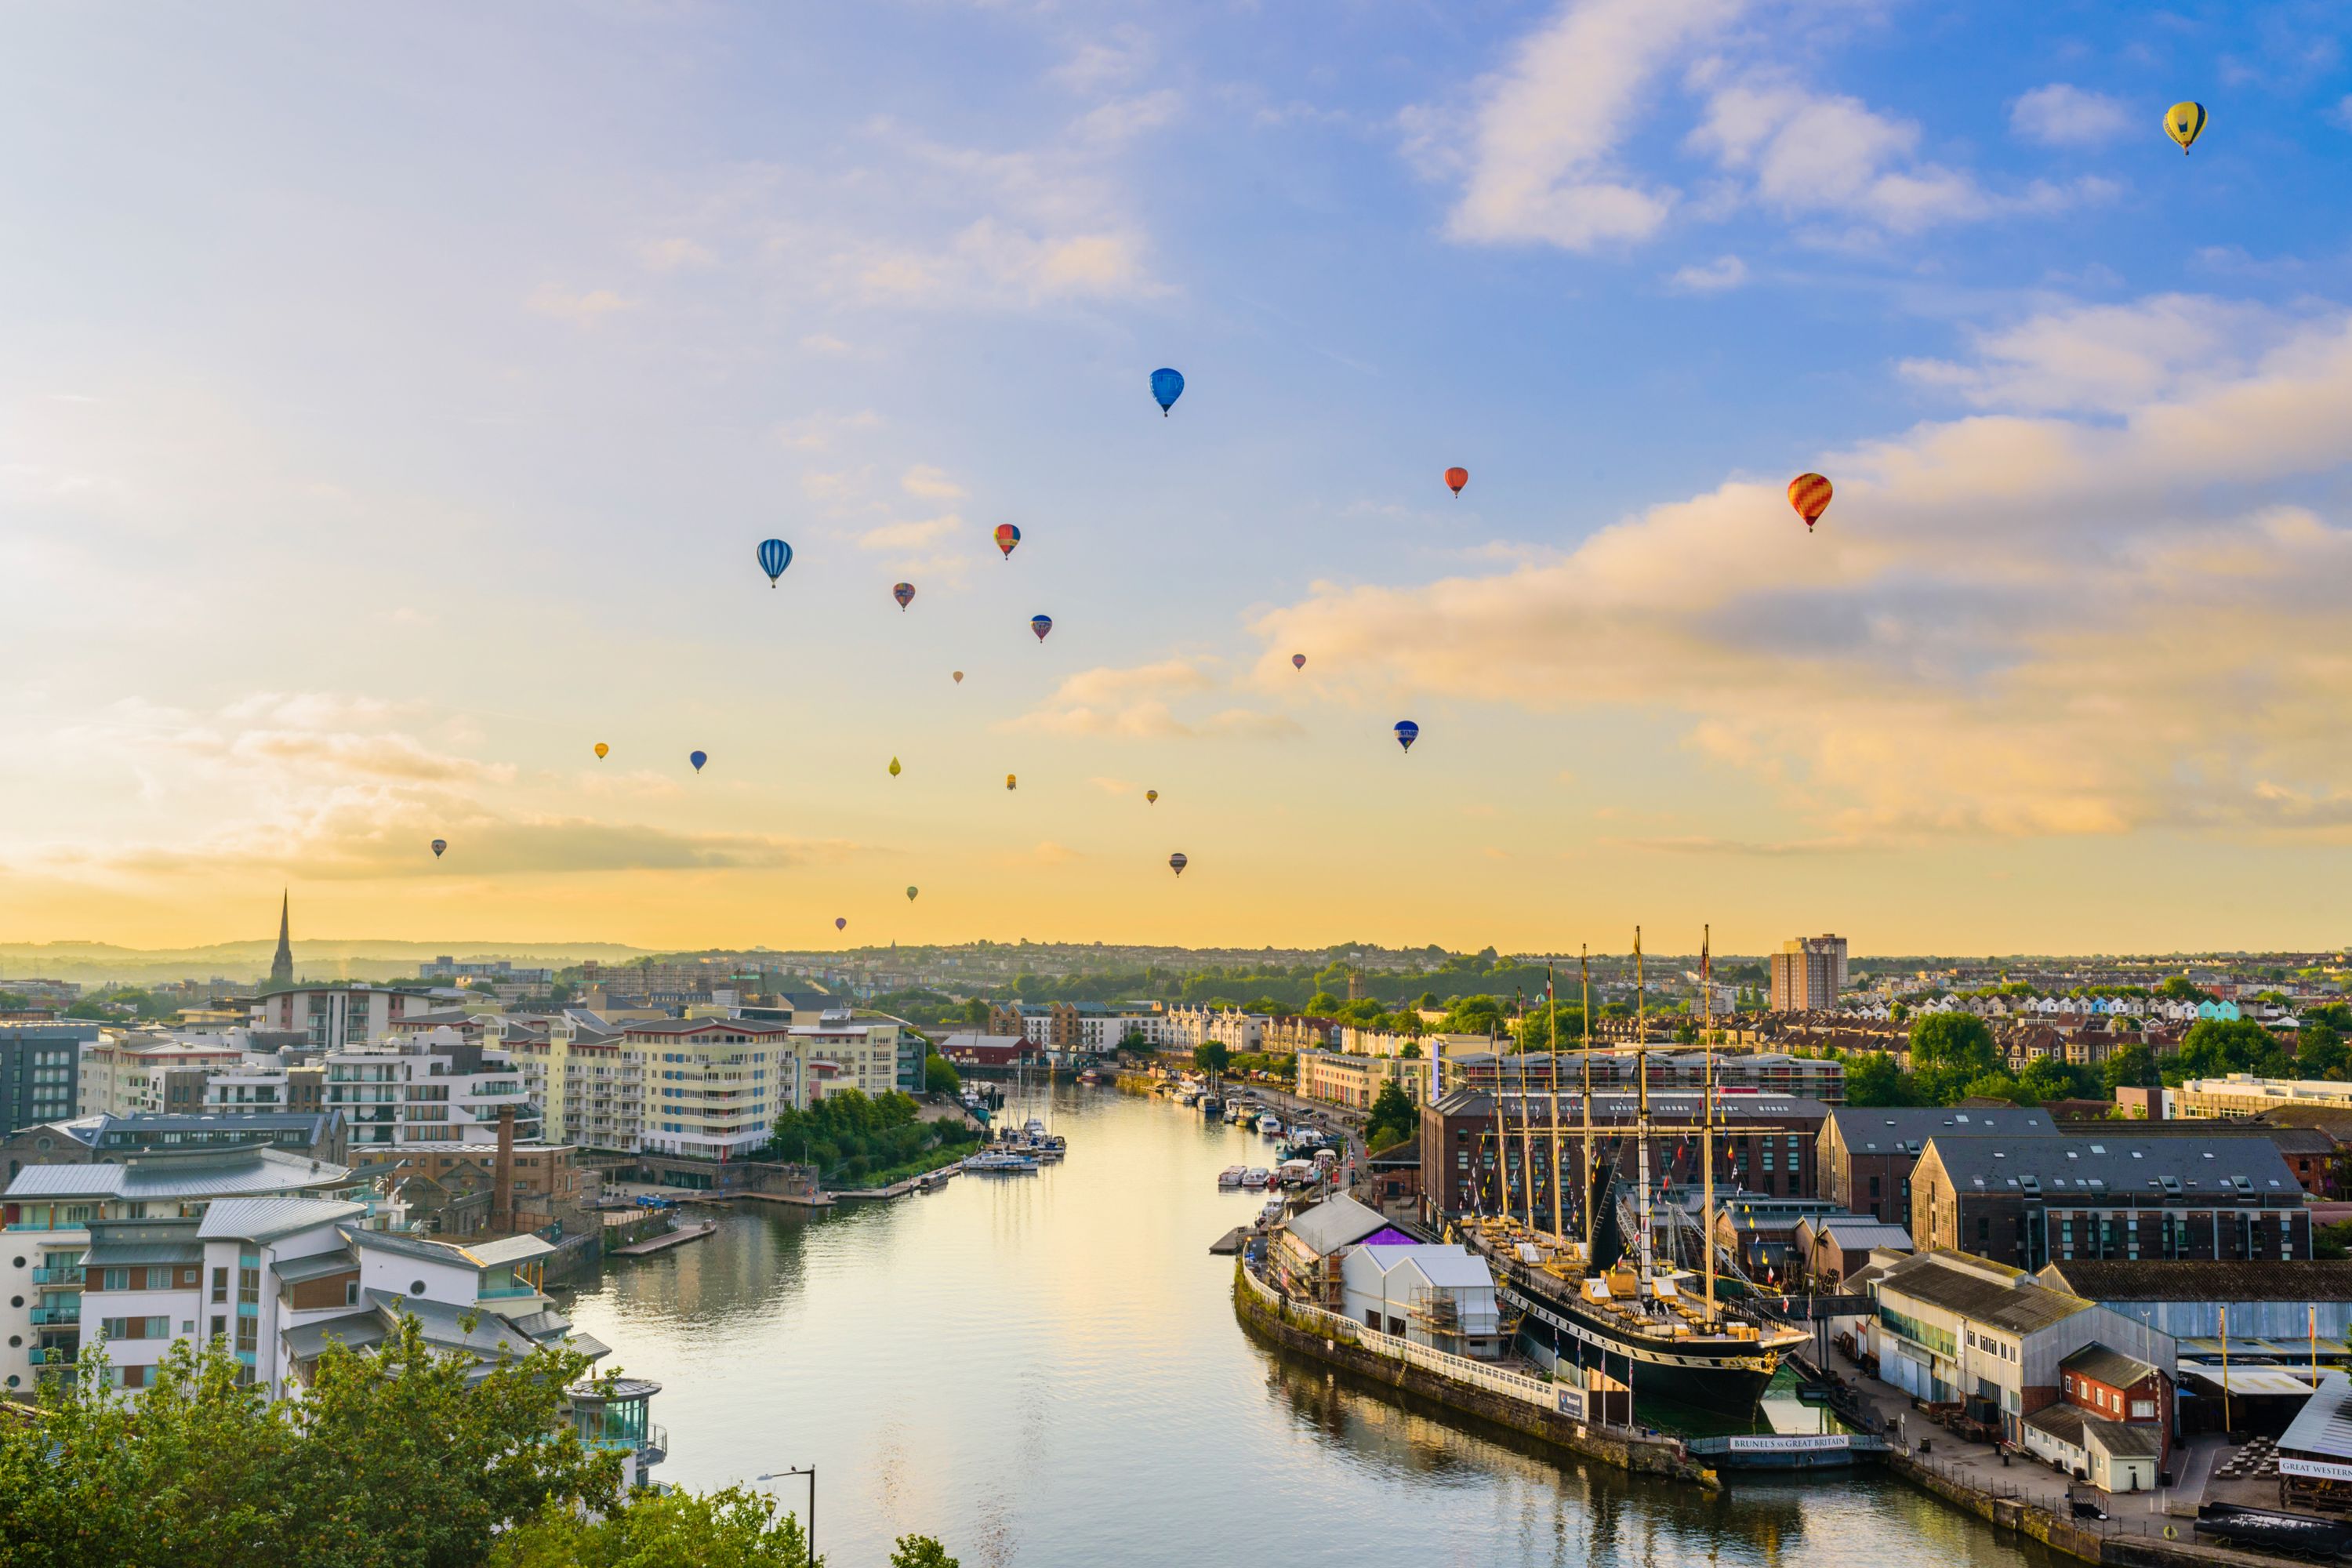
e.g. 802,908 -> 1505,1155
964,1151 -> 1041,1174
1218,1165 -> 1248,1189
1256,1112 -> 1283,1136
1259,1197 -> 1287,1224
1242,1167 -> 1272,1189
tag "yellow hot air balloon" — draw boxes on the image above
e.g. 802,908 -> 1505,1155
1006,773 -> 1018,791
952,670 -> 964,684
593,742 -> 608,760
2165,100 -> 2206,154
888,757 -> 902,777
1145,789 -> 1159,804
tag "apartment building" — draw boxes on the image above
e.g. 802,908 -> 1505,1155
76,1034 -> 248,1118
321,1029 -> 538,1152
1443,1048 -> 1848,1102
988,1001 -> 1168,1055
0,1144 -> 363,1395
2,1112 -> 347,1178
0,1023 -> 93,1133
1298,1051 -> 1428,1114
252,983 -> 448,1050
1165,1007 -> 1265,1054
2172,1073 -> 2352,1119
1911,1134 -> 2312,1269
620,1019 -> 795,1160
1770,935 -> 1849,1013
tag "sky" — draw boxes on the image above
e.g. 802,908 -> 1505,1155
5,0 -> 2352,957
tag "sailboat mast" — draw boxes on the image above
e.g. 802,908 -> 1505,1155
1519,996 -> 1537,1232
1548,963 -> 1563,1242
1635,927 -> 1653,1290
1702,924 -> 1717,1319
1581,946 -> 1594,1261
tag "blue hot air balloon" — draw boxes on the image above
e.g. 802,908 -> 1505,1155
757,539 -> 793,587
689,750 -> 708,772
1030,614 -> 1053,643
1150,367 -> 1184,416
1393,720 -> 1419,753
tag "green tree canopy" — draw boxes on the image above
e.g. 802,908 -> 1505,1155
924,1053 -> 960,1094
1193,1042 -> 1232,1075
1442,994 -> 1504,1036
1366,1079 -> 1418,1150
2102,1042 -> 2158,1093
1962,1069 -> 2024,1104
1908,1013 -> 1998,1076
2299,1022 -> 2349,1080
2157,975 -> 2207,1002
2170,1018 -> 2290,1083
1843,1051 -> 1907,1106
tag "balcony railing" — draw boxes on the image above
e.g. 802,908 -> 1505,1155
31,1265 -> 85,1286
31,1304 -> 79,1326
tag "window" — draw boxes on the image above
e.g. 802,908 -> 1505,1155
209,1315 -> 225,1342
146,1316 -> 169,1338
102,1269 -> 129,1291
211,1267 -> 227,1304
2130,1399 -> 2156,1418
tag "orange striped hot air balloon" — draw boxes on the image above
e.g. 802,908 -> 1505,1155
1787,473 -> 1833,533
1444,466 -> 1468,497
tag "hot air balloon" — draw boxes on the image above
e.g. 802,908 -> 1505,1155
690,750 -> 708,772
888,757 -> 901,777
1291,653 -> 1306,671
1445,466 -> 1468,496
1787,473 -> 1833,532
1150,368 -> 1185,416
1394,720 -> 1419,753
993,523 -> 1021,560
1006,774 -> 1018,791
1030,614 -> 1053,643
1169,851 -> 1188,877
430,838 -> 447,858
757,538 -> 793,586
1145,789 -> 1159,804
835,916 -> 847,931
906,886 -> 919,902
593,742 -> 608,760
952,670 -> 964,684
893,583 -> 915,611
2166,100 -> 2206,154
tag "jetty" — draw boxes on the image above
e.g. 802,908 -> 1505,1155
833,1163 -> 965,1203
613,1220 -> 717,1257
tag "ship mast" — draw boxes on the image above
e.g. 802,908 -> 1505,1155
1635,927 -> 1653,1292
1548,962 -> 1563,1243
1581,945 -> 1594,1261
1519,992 -> 1537,1232
1702,924 -> 1717,1321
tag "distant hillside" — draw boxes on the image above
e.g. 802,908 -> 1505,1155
0,939 -> 652,986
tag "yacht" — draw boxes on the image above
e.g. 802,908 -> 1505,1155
1218,1165 -> 1248,1189
963,1150 -> 1040,1174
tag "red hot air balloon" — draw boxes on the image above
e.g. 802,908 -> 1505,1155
1168,852 -> 1188,877
1788,473 -> 1833,532
1291,653 -> 1305,671
1444,466 -> 1468,496
993,523 -> 1021,560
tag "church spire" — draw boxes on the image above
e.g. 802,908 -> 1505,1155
269,890 -> 293,988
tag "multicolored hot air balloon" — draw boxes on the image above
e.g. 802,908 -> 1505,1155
593,742 -> 608,760
430,838 -> 447,858
994,523 -> 1021,560
835,916 -> 847,931
906,886 -> 919,902
1291,653 -> 1306,671
1030,614 -> 1053,643
2166,100 -> 2206,154
690,750 -> 708,772
1006,774 -> 1018,791
1150,367 -> 1184,416
893,583 -> 915,611
1168,851 -> 1188,877
952,670 -> 964,684
1145,789 -> 1158,804
1445,466 -> 1468,496
888,757 -> 901,777
1393,720 -> 1419,753
757,539 -> 793,586
1787,473 -> 1833,533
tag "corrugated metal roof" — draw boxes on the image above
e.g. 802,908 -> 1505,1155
1875,1250 -> 2093,1335
465,1234 -> 555,1268
3,1148 -> 349,1203
1284,1195 -> 1388,1257
2280,1370 -> 2352,1459
2038,1258 -> 2352,1302
283,1308 -> 388,1360
272,1249 -> 360,1284
82,1241 -> 203,1267
2062,1344 -> 2160,1388
198,1197 -> 365,1244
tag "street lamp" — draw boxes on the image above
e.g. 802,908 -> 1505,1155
756,1466 -> 815,1563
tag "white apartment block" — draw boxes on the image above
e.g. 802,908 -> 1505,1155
1165,1007 -> 1267,1054
321,1028 -> 537,1152
251,985 -> 445,1051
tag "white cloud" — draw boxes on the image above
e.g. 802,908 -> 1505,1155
524,285 -> 630,325
638,237 -> 715,271
2329,95 -> 2352,132
1008,659 -> 1298,740
774,410 -> 884,452
1073,90 -> 1181,146
1667,253 -> 1747,292
2009,84 -> 2133,147
901,465 -> 967,500
1900,296 -> 2293,415
1249,297 -> 2352,842
1439,0 -> 1739,251
856,514 -> 964,551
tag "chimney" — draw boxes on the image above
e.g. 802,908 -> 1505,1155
492,1105 -> 517,1236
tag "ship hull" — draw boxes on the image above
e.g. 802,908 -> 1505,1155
1501,1272 -> 1784,1417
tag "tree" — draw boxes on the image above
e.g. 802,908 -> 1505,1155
2157,975 -> 2207,1002
1416,991 -> 1440,1011
962,998 -> 990,1025
2016,1057 -> 2082,1105
2300,1022 -> 2349,1080
1303,991 -> 1343,1018
1398,1042 -> 1423,1058
1962,1069 -> 2024,1104
2102,1043 -> 2157,1093
924,1053 -> 960,1094
891,1540 -> 960,1568
493,1486 -> 817,1568
2172,1018 -> 2288,1083
1843,1051 -> 1906,1106
1241,996 -> 1287,1018
1193,1042 -> 1232,1075
1366,1080 -> 1417,1150
1512,1000 -> 1585,1051
1443,994 -> 1504,1036
1908,1013 -> 1997,1076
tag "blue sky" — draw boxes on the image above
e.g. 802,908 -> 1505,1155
6,1 -> 2352,953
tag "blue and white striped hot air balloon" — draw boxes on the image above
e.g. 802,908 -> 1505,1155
757,538 -> 793,586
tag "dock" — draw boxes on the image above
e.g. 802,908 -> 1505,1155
832,1163 -> 967,1203
1209,1225 -> 1253,1255
613,1221 -> 717,1257
728,1189 -> 835,1209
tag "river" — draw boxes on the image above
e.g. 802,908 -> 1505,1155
564,1083 -> 2053,1567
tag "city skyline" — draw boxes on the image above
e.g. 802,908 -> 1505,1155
9,3 -> 2352,953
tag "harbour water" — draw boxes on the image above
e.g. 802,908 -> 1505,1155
564,1085 -> 2053,1567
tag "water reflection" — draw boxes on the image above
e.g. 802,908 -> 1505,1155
564,1085 -> 2053,1567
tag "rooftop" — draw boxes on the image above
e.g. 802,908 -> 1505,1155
2062,1344 -> 2161,1389
198,1196 -> 366,1244
1284,1194 -> 1391,1258
5,1146 -> 350,1203
2037,1259 -> 2352,1303
1874,1248 -> 2096,1336
2280,1370 -> 2352,1461
1825,1105 -> 2055,1152
1926,1134 -> 2299,1198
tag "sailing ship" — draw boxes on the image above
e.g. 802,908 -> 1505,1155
1454,927 -> 1809,1415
